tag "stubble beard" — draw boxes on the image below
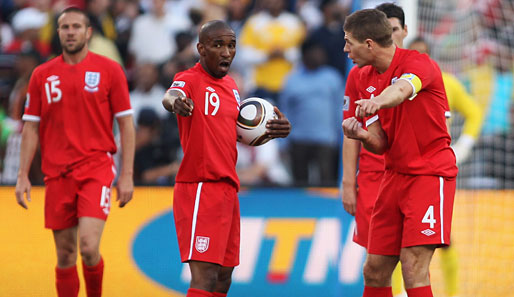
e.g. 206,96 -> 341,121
62,40 -> 86,55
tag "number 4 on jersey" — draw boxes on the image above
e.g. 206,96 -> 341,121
422,205 -> 436,228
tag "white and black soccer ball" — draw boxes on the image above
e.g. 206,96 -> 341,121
236,97 -> 277,146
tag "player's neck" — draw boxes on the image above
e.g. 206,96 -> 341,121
374,45 -> 397,74
62,48 -> 89,65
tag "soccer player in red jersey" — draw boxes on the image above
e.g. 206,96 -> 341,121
162,20 -> 291,297
342,9 -> 458,297
14,7 -> 135,297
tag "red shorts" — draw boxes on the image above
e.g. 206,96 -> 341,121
353,171 -> 384,248
173,181 -> 240,267
367,171 -> 456,256
44,154 -> 116,230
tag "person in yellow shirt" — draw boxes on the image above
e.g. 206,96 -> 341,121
239,0 -> 305,103
408,37 -> 484,297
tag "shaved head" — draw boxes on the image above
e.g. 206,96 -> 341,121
199,20 -> 234,43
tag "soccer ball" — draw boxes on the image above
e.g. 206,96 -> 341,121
236,97 -> 277,146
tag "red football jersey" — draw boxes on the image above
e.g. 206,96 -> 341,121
358,48 -> 457,177
169,63 -> 241,189
23,52 -> 132,179
344,66 -> 385,173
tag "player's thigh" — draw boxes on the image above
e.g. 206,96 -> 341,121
223,192 -> 240,267
78,216 -> 106,252
401,175 -> 456,248
354,171 -> 383,248
174,181 -> 239,265
76,161 -> 116,221
52,226 -> 79,266
367,171 -> 403,255
45,176 -> 80,229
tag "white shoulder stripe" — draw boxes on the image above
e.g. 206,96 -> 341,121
22,114 -> 41,122
114,109 -> 134,118
170,88 -> 187,98
366,115 -> 379,127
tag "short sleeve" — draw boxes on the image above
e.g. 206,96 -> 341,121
397,53 -> 437,99
168,72 -> 192,99
109,63 -> 133,118
22,67 -> 42,122
343,67 -> 359,120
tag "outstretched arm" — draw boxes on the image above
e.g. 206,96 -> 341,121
162,89 -> 194,117
355,79 -> 414,117
15,121 -> 39,209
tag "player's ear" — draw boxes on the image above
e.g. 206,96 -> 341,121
86,26 -> 93,40
366,39 -> 373,49
197,42 -> 206,56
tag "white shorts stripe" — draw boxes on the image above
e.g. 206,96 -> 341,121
188,182 -> 203,260
439,177 -> 444,244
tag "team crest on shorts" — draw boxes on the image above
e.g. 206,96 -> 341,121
84,71 -> 100,92
195,236 -> 210,253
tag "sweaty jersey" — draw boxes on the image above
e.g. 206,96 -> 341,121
169,63 -> 241,189
360,47 -> 458,177
344,66 -> 385,173
23,52 -> 132,179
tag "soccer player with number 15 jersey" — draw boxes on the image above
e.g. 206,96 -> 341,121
15,7 -> 135,297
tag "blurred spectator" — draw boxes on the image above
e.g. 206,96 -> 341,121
112,0 -> 140,65
2,49 -> 44,184
1,18 -> 14,50
308,0 -> 348,79
5,7 -> 51,58
280,38 -> 344,186
134,108 -> 180,185
159,30 -> 198,88
130,62 -> 167,119
128,0 -> 191,65
236,141 -> 291,186
239,0 -> 305,103
295,0 -> 323,30
87,0 -> 117,40
89,24 -> 124,64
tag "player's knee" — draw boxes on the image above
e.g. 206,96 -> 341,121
79,240 -> 100,264
56,245 -> 78,267
190,267 -> 219,291
400,258 -> 429,287
363,261 -> 388,286
215,270 -> 233,292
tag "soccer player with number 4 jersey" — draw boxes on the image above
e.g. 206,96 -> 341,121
162,20 -> 291,297
15,7 -> 135,297
342,9 -> 458,297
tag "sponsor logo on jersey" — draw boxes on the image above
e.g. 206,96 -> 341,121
172,81 -> 185,88
84,72 -> 100,92
47,75 -> 59,81
421,229 -> 436,236
233,89 -> 241,104
206,86 -> 216,92
195,236 -> 210,253
343,96 -> 350,111
365,86 -> 376,93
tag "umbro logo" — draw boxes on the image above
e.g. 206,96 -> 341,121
366,86 -> 376,93
206,86 -> 216,92
421,229 -> 436,236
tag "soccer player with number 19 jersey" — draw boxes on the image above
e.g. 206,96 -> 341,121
15,8 -> 135,297
342,9 -> 457,297
162,21 -> 291,297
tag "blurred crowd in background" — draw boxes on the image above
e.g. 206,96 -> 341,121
0,0 -> 512,188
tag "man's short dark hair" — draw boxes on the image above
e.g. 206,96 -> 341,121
58,7 -> 91,27
376,2 -> 405,28
343,9 -> 393,48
